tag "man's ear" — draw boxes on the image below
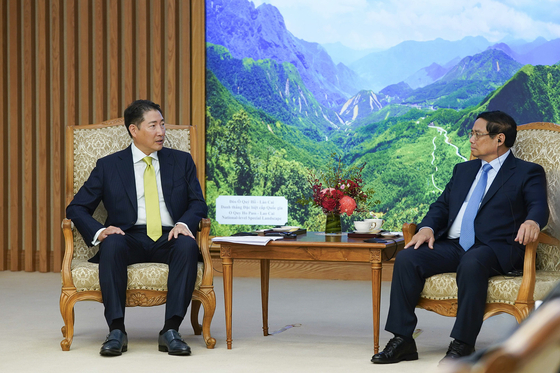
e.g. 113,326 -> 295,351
129,124 -> 137,138
497,133 -> 505,144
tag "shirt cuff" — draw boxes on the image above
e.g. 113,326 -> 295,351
92,227 -> 106,246
175,222 -> 192,235
419,226 -> 434,235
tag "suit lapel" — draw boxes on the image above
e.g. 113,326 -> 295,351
158,148 -> 174,214
480,152 -> 516,208
117,146 -> 137,210
449,160 -> 481,219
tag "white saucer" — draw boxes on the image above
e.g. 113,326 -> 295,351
381,231 -> 402,237
271,226 -> 300,232
353,230 -> 372,234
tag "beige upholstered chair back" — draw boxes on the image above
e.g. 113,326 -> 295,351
512,122 -> 560,271
68,119 -> 192,260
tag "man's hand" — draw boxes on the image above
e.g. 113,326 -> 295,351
515,220 -> 540,245
404,227 -> 435,250
98,226 -> 125,242
168,223 -> 194,241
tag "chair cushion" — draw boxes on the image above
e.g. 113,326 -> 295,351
421,271 -> 560,304
69,260 -> 204,292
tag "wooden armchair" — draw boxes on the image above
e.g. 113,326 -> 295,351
441,299 -> 560,373
402,122 -> 560,323
60,118 -> 216,350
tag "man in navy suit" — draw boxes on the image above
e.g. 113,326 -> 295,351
67,100 -> 207,356
371,111 -> 549,365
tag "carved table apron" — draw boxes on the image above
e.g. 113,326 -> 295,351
219,232 -> 404,353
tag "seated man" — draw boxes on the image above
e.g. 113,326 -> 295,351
67,100 -> 207,356
371,110 -> 549,365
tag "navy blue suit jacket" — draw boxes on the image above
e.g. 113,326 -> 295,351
418,152 -> 549,272
66,145 -> 208,249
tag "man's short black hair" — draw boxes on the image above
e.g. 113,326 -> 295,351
476,110 -> 517,148
124,100 -> 163,137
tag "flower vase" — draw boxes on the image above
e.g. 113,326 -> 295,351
324,212 -> 342,235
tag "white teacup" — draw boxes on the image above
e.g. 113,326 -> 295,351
354,221 -> 372,232
364,219 -> 384,232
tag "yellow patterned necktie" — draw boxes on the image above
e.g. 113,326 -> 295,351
143,156 -> 162,241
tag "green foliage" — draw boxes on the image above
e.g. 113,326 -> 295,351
482,64 -> 560,124
205,44 -> 559,236
206,43 -> 337,139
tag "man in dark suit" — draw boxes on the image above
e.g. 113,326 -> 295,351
67,100 -> 207,357
371,111 -> 549,365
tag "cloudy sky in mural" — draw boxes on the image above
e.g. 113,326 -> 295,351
251,0 -> 560,50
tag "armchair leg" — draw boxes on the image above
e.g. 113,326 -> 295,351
192,288 -> 217,349
60,291 -> 77,351
190,299 -> 202,335
61,309 -> 75,338
201,291 -> 216,349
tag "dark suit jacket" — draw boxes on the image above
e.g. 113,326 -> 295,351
418,152 -> 549,272
66,145 -> 208,249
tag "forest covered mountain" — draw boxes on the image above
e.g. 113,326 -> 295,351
207,52 -> 560,234
403,49 -> 523,109
350,36 -> 491,91
205,0 -> 560,234
206,43 -> 341,138
206,0 -> 361,107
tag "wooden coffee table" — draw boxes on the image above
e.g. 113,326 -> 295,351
219,232 -> 404,352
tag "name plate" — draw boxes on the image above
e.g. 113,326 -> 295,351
216,196 -> 288,225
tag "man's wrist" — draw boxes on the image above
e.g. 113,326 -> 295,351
175,222 -> 192,234
419,226 -> 434,234
525,220 -> 540,229
92,227 -> 106,245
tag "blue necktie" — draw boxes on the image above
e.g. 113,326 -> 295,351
459,163 -> 493,251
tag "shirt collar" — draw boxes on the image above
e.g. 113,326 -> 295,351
481,149 -> 510,173
131,142 -> 159,164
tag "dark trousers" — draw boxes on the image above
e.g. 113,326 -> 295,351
385,239 -> 503,346
98,225 -> 199,327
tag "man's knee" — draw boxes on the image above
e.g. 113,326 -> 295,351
99,234 -> 128,260
172,235 -> 199,261
394,246 -> 423,269
457,253 -> 489,274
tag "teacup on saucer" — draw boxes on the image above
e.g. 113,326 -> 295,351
365,219 -> 384,233
354,221 -> 371,232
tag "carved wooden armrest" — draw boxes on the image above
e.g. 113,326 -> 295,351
473,298 -> 560,373
61,218 -> 76,288
516,231 -> 560,304
402,223 -> 417,245
197,218 -> 213,286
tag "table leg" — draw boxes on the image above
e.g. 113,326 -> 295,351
260,259 -> 270,336
222,257 -> 233,349
371,253 -> 382,354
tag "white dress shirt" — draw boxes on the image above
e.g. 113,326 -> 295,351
130,143 -> 175,227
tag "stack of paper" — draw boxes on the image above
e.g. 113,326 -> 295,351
211,236 -> 284,246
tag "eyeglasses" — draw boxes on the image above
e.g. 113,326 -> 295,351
469,130 -> 496,139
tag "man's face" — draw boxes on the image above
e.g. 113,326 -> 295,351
469,118 -> 501,162
129,110 -> 165,155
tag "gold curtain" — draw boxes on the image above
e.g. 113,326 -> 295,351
0,0 -> 206,272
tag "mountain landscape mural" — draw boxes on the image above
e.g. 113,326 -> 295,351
205,0 -> 560,235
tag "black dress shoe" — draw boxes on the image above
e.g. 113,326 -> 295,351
100,329 -> 128,356
158,329 -> 191,356
439,339 -> 475,365
371,336 -> 418,364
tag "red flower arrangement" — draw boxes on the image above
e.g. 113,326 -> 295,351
304,153 -> 372,216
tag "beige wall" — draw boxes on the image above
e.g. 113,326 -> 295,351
0,0 -> 206,272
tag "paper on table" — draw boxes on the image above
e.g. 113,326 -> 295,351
211,236 -> 284,246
